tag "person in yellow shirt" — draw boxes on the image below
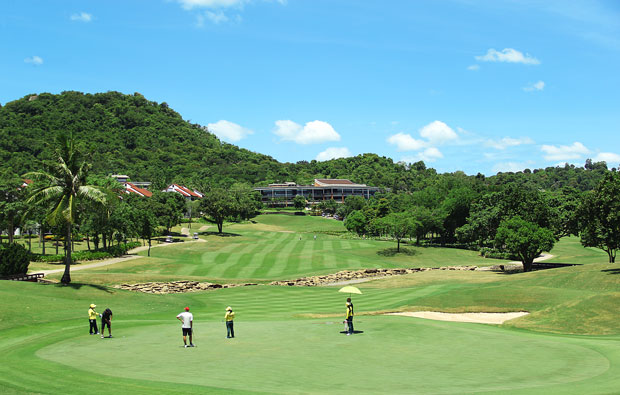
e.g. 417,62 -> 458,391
88,304 -> 99,335
345,298 -> 354,335
225,306 -> 235,338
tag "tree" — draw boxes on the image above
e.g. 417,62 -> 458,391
377,212 -> 419,252
131,197 -> 159,257
150,191 -> 186,234
24,133 -> 107,284
495,216 -> 556,272
578,172 -> 620,263
292,195 -> 307,212
199,186 -> 261,233
344,210 -> 367,236
0,172 -> 27,244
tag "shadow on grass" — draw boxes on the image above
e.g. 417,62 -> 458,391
377,247 -> 418,257
602,268 -> 620,275
339,330 -> 365,334
199,231 -> 242,237
54,282 -> 114,293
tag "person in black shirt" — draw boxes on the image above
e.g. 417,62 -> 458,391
100,308 -> 113,338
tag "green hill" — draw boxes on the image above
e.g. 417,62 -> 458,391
0,91 -> 608,192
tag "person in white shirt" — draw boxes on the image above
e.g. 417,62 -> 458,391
176,306 -> 194,348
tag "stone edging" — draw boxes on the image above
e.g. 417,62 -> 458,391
269,266 -> 479,287
113,280 -> 257,294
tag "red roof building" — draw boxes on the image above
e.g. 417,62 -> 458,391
163,184 -> 203,200
124,182 -> 153,197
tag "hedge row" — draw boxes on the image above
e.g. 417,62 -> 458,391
31,242 -> 142,263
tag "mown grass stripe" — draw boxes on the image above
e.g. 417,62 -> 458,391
237,232 -> 289,279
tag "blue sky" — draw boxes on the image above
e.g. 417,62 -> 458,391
2,0 -> 620,175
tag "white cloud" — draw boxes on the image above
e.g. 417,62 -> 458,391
315,147 -> 352,161
541,142 -> 590,161
205,10 -> 229,23
467,64 -> 480,71
70,12 -> 92,22
475,48 -> 540,65
492,161 -> 535,173
419,120 -> 458,145
387,133 -> 427,151
594,152 -> 620,164
402,148 -> 444,164
177,0 -> 247,9
273,120 -> 340,144
207,120 -> 253,142
24,56 -> 43,65
523,81 -> 545,92
485,137 -> 535,150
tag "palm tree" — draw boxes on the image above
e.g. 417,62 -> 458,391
24,133 -> 107,284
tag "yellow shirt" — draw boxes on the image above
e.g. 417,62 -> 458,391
88,308 -> 98,320
225,311 -> 235,321
346,303 -> 354,319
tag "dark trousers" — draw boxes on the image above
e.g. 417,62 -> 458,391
346,317 -> 354,334
226,321 -> 234,338
89,319 -> 98,334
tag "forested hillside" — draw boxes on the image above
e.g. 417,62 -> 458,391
0,91 -> 610,192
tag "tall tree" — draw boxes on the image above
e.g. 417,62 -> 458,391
578,172 -> 620,263
24,133 -> 107,284
199,186 -> 261,233
495,216 -> 556,272
377,212 -> 419,252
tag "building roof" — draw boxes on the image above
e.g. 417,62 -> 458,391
314,179 -> 366,187
166,184 -> 203,198
124,182 -> 152,197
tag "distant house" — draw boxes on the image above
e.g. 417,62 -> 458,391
254,178 -> 382,205
163,184 -> 204,201
123,182 -> 152,197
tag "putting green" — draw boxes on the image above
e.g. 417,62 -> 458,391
35,317 -> 612,394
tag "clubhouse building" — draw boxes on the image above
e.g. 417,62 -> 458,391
254,179 -> 382,205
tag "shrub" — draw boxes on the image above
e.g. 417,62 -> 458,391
30,242 -> 142,263
0,243 -> 31,276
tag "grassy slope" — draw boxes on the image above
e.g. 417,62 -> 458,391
2,215 -> 619,393
50,214 -> 505,284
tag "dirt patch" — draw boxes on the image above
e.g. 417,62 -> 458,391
385,311 -> 529,324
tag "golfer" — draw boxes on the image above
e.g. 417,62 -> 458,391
100,308 -> 113,338
88,304 -> 99,335
176,307 -> 194,348
225,306 -> 235,338
345,298 -> 354,335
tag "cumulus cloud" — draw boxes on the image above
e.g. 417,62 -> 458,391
541,142 -> 590,161
207,120 -> 253,142
523,81 -> 545,92
467,64 -> 480,71
177,0 -> 247,9
70,12 -> 92,22
419,121 -> 458,145
24,56 -> 43,65
315,147 -> 352,162
594,152 -> 620,165
402,148 -> 444,164
475,48 -> 540,65
492,161 -> 535,173
273,120 -> 340,144
387,133 -> 427,151
485,137 -> 535,150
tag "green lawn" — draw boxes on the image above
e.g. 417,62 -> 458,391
51,214 -> 507,284
2,214 -> 619,393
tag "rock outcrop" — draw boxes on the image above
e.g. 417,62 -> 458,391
269,266 -> 478,286
113,280 -> 257,294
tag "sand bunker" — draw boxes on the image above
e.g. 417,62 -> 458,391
386,311 -> 529,324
